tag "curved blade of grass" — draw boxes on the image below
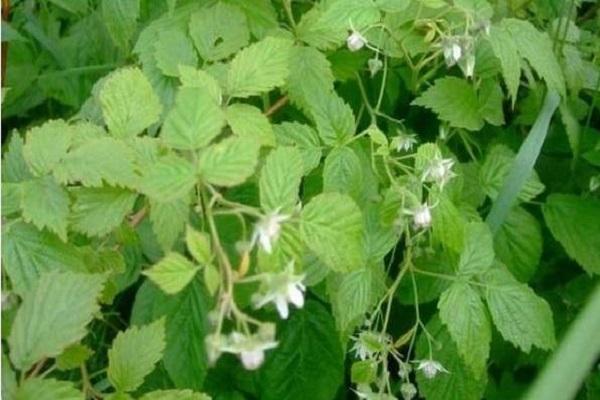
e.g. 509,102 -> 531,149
524,284 -> 600,400
486,90 -> 560,234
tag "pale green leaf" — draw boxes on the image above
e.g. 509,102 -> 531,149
226,103 -> 275,146
432,193 -> 466,254
185,226 -> 212,265
21,176 -> 70,241
149,196 -> 190,252
458,222 -> 494,276
1,354 -> 17,400
22,120 -> 74,176
309,92 -> 355,146
227,37 -> 293,98
542,194 -> 600,275
178,66 -> 222,104
259,146 -> 304,212
70,186 -> 137,237
2,133 -> 33,183
99,67 -> 162,138
487,25 -> 521,104
139,390 -> 211,400
375,0 -> 411,12
223,0 -> 277,38
438,281 -> 491,375
9,272 -> 105,370
143,253 -> 199,295
140,154 -> 197,202
300,193 -> 365,272
323,146 -> 364,201
108,319 -> 166,392
286,45 -> 335,111
161,87 -> 225,150
485,266 -> 556,352
198,136 -> 260,187
412,77 -> 484,131
189,2 -> 249,62
154,29 -> 198,77
495,206 -> 542,282
2,182 -> 21,216
15,378 -> 83,400
273,122 -> 322,174
101,0 -> 139,51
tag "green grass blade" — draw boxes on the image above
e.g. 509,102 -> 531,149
524,284 -> 600,400
486,90 -> 560,234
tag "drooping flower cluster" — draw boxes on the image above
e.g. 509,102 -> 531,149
206,324 -> 278,370
252,261 -> 306,319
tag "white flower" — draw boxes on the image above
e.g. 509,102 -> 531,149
220,328 -> 278,370
442,37 -> 462,66
400,382 -> 417,400
252,210 -> 290,254
416,359 -> 449,379
422,157 -> 455,188
252,261 -> 306,319
351,331 -> 391,360
368,57 -> 383,77
460,54 -> 476,78
205,333 -> 224,365
412,203 -> 432,230
392,132 -> 418,152
347,30 -> 367,51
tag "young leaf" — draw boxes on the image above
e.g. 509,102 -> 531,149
178,66 -> 222,104
15,378 -> 83,400
273,122 -> 322,174
226,103 -> 275,146
227,37 -> 293,98
143,253 -> 199,295
161,87 -> 225,150
485,266 -> 556,352
542,194 -> 600,275
99,67 -> 162,138
185,226 -> 212,265
9,272 -> 105,371
198,136 -> 260,187
140,154 -> 197,202
259,146 -> 304,212
108,319 -> 166,392
56,344 -> 94,371
154,29 -> 198,77
22,120 -> 73,176
412,77 -> 484,131
21,176 -> 70,241
458,222 -> 494,276
300,193 -> 365,272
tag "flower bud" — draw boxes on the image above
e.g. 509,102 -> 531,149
347,31 -> 367,51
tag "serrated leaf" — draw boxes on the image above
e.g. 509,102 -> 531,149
412,77 -> 484,131
259,146 -> 304,213
485,266 -> 555,352
309,92 -> 355,146
154,29 -> 198,77
131,279 -> 212,390
432,193 -> 466,254
189,2 -> 249,62
478,79 -> 505,126
2,133 -> 33,183
223,0 -> 277,38
70,186 -> 137,237
140,154 -> 197,202
99,67 -> 162,138
438,281 -> 491,375
178,66 -> 222,104
375,0 -> 411,12
286,45 -> 335,111
273,122 -> 322,174
495,206 -> 542,282
226,103 -> 275,146
9,272 -> 105,371
22,120 -> 73,176
56,344 -> 93,371
139,390 -> 211,400
542,194 -> 600,275
108,319 -> 166,392
21,176 -> 70,241
260,301 -> 344,400
300,193 -> 364,272
101,0 -> 139,51
458,222 -> 494,276
15,378 -> 83,400
161,87 -> 225,150
323,146 -> 364,201
487,25 -> 521,104
150,196 -> 190,252
185,226 -> 212,265
143,253 -> 199,295
198,136 -> 260,187
2,182 -> 21,216
227,37 -> 293,98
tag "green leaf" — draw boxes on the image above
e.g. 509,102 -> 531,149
542,194 -> 600,275
227,37 -> 293,98
198,136 -> 260,187
185,226 -> 212,265
487,25 -> 521,104
101,0 -> 139,51
178,66 -> 222,104
438,281 -> 491,375
70,186 -> 137,237
261,301 -> 344,400
1,222 -> 84,296
412,77 -> 484,131
259,146 -> 304,212
478,79 -> 505,126
154,29 -> 198,77
2,133 -> 33,183
286,45 -> 335,111
150,197 -> 190,252
108,319 -> 166,392
131,280 -> 212,390
143,253 -> 199,295
375,0 -> 411,12
323,146 -> 364,201
226,103 -> 275,146
99,67 -> 162,138
495,206 -> 542,282
189,2 -> 249,62
9,272 -> 105,370
273,122 -> 322,174
458,222 -> 494,276
161,87 -> 225,150
54,137 -> 138,189
2,354 -> 17,400
21,176 -> 70,241
56,344 -> 93,371
485,266 -> 556,352
431,193 -> 466,254
300,193 -> 365,272
309,92 -> 355,146
2,182 -> 21,216
223,0 -> 277,38
140,154 -> 197,202
139,390 -> 211,400
15,378 -> 83,400
22,120 -> 73,176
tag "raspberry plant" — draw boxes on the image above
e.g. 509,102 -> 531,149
1,1 -> 600,399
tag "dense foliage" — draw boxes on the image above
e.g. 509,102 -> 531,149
1,0 -> 599,399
